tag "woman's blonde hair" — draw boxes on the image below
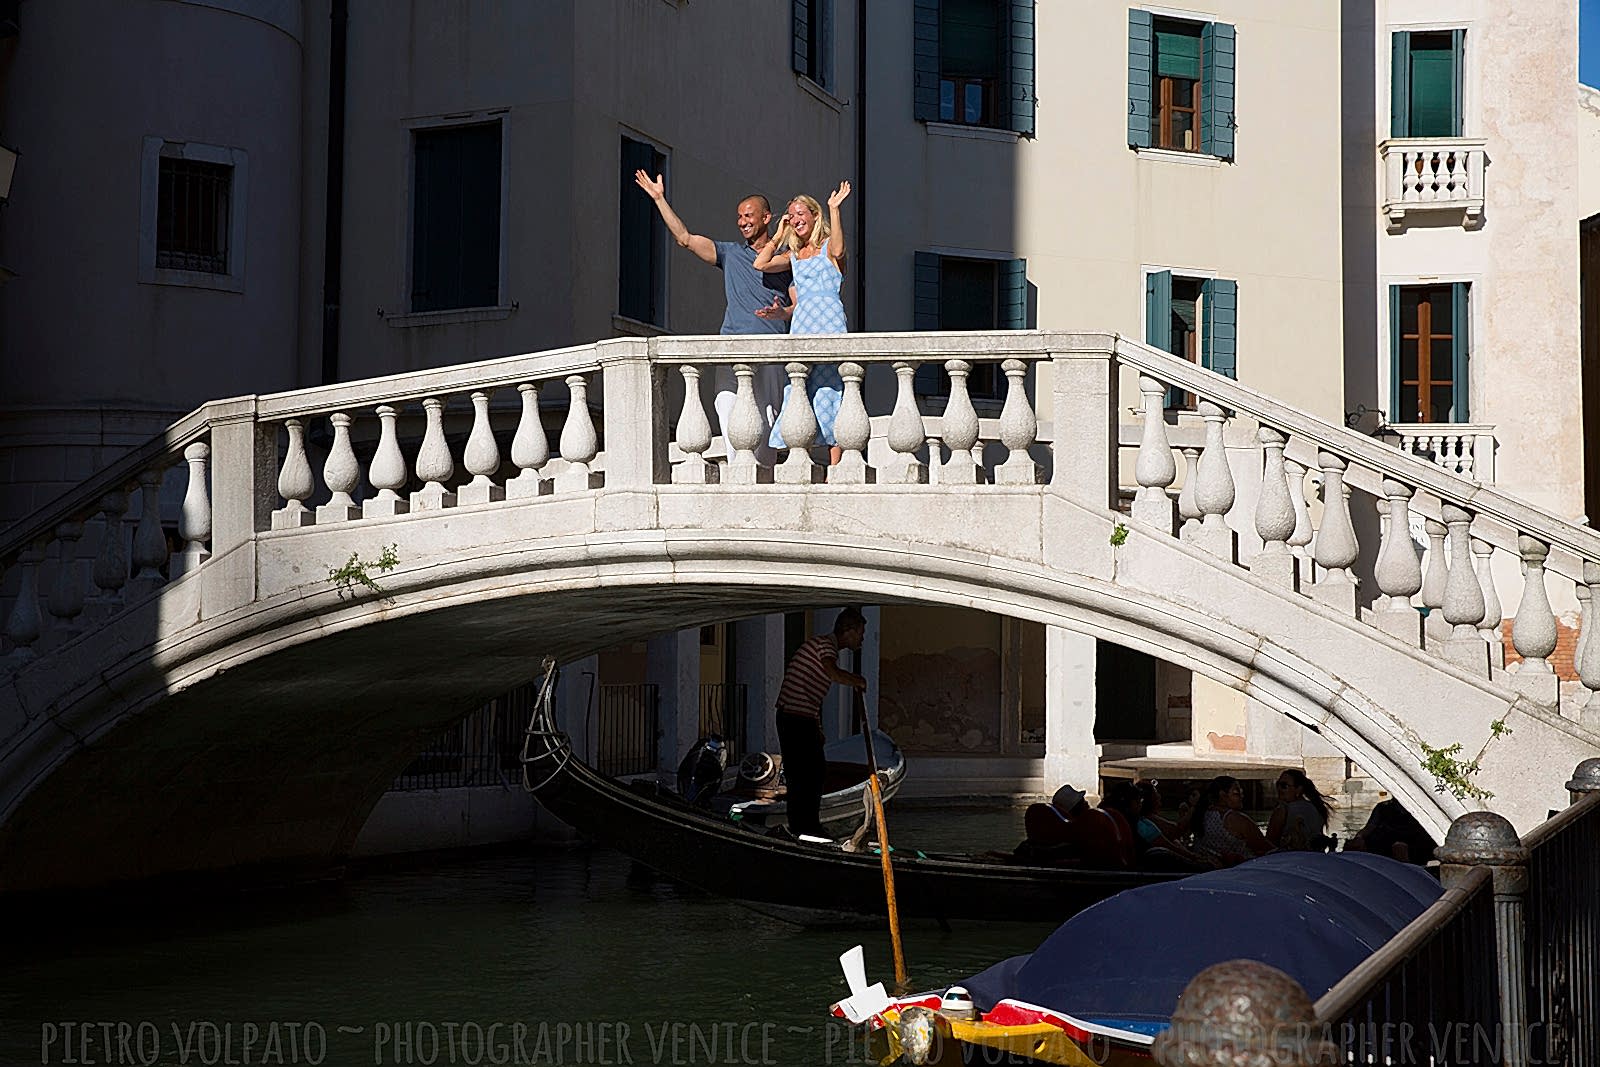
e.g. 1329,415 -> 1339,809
780,194 -> 831,253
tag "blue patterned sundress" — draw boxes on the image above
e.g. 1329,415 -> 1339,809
770,246 -> 847,448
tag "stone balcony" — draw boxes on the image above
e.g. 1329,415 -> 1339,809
1380,423 -> 1496,483
1380,138 -> 1487,232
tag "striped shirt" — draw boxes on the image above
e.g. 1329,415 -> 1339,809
775,633 -> 840,720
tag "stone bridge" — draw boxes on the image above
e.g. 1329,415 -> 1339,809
1,331 -> 1596,891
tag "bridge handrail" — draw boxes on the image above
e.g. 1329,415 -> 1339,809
1111,335 -> 1600,576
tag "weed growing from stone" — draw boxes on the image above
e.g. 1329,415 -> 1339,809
328,544 -> 400,600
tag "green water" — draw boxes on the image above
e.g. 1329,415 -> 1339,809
1,807 -> 1056,1067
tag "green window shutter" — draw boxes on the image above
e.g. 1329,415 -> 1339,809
1200,22 -> 1236,159
1146,270 -> 1172,351
1451,281 -> 1470,421
914,0 -> 940,122
914,252 -> 942,393
1390,31 -> 1410,138
1451,29 -> 1464,136
1408,35 -> 1455,137
1008,0 -> 1036,137
793,0 -> 810,76
1389,284 -> 1402,422
1127,10 -> 1153,148
1201,278 -> 1238,380
1001,258 -> 1027,328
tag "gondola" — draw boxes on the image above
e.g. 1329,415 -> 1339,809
520,661 -> 1178,924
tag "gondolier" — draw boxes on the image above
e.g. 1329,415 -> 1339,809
775,607 -> 868,838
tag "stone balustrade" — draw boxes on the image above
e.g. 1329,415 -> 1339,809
1381,423 -> 1497,482
1380,137 -> 1487,231
4,330 -> 1600,738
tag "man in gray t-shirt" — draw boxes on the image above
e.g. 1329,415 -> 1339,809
634,172 -> 789,452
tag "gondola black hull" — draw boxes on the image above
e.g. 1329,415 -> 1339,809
526,725 -> 1176,924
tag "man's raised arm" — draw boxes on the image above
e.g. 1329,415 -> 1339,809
634,170 -> 718,265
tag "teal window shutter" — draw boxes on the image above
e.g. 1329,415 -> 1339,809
793,0 -> 811,76
1146,270 -> 1172,351
1009,0 -> 1036,137
1390,32 -> 1410,138
1200,22 -> 1236,159
1388,284 -> 1403,421
1451,282 -> 1470,421
1128,10 -> 1153,148
914,252 -> 942,393
1001,258 -> 1027,328
914,0 -> 940,122
1450,29 -> 1464,136
1201,278 -> 1238,379
1407,34 -> 1455,137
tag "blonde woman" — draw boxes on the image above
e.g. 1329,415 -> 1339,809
754,182 -> 851,456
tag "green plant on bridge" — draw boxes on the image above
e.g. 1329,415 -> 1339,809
1109,521 -> 1130,547
1420,717 -> 1511,801
328,544 -> 400,600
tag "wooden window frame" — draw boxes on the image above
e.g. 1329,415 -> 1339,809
1398,285 -> 1454,423
1155,73 -> 1203,152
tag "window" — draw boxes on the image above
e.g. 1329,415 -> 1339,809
1145,270 -> 1237,408
411,121 -> 502,313
1390,283 -> 1469,423
914,0 -> 1036,137
1127,10 -> 1235,159
618,134 -> 668,327
1391,30 -> 1464,138
157,158 -> 231,274
792,0 -> 834,90
912,252 -> 1028,398
139,138 -> 248,291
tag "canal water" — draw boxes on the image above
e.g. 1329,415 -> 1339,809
2,801 -> 1381,1067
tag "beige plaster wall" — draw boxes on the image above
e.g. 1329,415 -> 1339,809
1578,85 -> 1600,220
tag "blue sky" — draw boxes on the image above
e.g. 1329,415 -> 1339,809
1584,0 -> 1600,86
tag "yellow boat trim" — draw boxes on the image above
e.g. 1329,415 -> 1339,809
876,1008 -> 1143,1067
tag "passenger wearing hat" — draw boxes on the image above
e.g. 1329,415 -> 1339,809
1014,783 -> 1131,870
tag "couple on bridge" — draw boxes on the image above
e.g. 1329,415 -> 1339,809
634,172 -> 852,464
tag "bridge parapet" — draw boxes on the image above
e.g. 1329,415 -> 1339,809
5,330 -> 1600,736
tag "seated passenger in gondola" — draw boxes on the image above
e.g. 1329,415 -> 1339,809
1013,785 -> 1130,870
1345,798 -> 1437,864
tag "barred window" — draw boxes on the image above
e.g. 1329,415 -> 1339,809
156,157 -> 232,274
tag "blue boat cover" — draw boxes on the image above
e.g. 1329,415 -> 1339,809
962,852 -> 1441,1026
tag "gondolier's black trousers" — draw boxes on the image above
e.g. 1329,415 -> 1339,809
776,712 -> 826,837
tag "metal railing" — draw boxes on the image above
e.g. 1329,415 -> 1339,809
596,683 -> 659,777
392,681 -> 538,791
1315,865 -> 1500,1064
698,682 -> 747,758
1522,791 -> 1600,1066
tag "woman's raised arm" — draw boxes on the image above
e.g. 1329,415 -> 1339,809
826,181 -> 850,264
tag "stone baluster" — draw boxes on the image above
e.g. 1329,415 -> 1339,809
1579,561 -> 1600,731
459,390 -> 507,504
1310,451 -> 1358,613
940,359 -> 982,484
775,361 -> 821,484
1187,401 -> 1236,561
722,365 -> 768,486
1285,459 -> 1314,567
410,397 -> 457,510
830,362 -> 872,484
1439,504 -> 1489,672
1251,426 -> 1297,588
364,404 -> 410,517
272,418 -> 315,529
172,441 -> 211,576
671,368 -> 714,485
1419,519 -> 1449,645
1508,535 -> 1560,706
508,383 -> 551,499
924,433 -> 942,486
87,491 -> 130,622
556,374 -> 600,493
1176,447 -> 1202,537
44,522 -> 86,644
127,467 -> 169,602
317,413 -> 363,522
882,362 -> 928,484
1472,539 -> 1504,668
1438,814 -> 1531,1067
995,359 -> 1040,485
3,544 -> 45,663
1371,479 -> 1424,644
1459,437 -> 1477,480
1131,375 -> 1177,533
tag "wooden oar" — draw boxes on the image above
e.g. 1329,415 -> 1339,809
856,688 -> 908,990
